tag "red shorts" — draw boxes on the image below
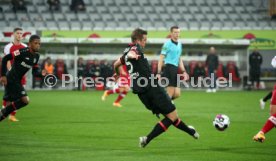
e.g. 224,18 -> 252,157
21,75 -> 27,86
271,85 -> 276,105
118,76 -> 130,87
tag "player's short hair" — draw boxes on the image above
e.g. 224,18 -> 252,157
13,27 -> 23,33
131,28 -> 147,42
29,35 -> 40,42
170,26 -> 179,32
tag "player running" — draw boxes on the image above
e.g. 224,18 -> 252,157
101,64 -> 130,107
253,57 -> 276,142
0,35 -> 46,122
2,27 -> 27,121
113,28 -> 199,148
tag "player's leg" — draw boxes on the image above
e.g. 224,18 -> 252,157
260,91 -> 272,109
113,86 -> 129,107
139,87 -> 198,147
263,91 -> 272,102
172,87 -> 181,100
101,86 -> 120,101
0,96 -> 29,122
166,86 -> 175,99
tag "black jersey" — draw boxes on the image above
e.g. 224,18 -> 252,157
1,47 -> 42,81
120,43 -> 152,94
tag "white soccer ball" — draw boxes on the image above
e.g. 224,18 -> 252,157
213,114 -> 230,131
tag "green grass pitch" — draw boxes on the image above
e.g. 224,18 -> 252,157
0,90 -> 275,161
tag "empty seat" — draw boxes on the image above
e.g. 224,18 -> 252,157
82,21 -> 93,30
113,13 -> 126,21
103,0 -> 116,6
37,6 -> 48,13
200,21 -> 211,30
97,6 -> 109,13
22,21 -> 33,28
90,14 -> 102,21
57,21 -> 70,30
93,22 -> 105,30
53,13 -> 65,21
144,6 -> 155,14
109,6 -> 120,14
71,21 -> 81,30
115,0 -> 127,6
5,13 -> 16,21
92,0 -> 104,6
46,21 -> 58,30
125,13 -> 138,21
77,13 -> 90,21
42,13 -> 53,21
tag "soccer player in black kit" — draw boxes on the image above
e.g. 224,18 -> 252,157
113,28 -> 199,148
0,35 -> 46,122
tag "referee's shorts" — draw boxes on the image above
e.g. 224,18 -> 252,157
162,64 -> 178,87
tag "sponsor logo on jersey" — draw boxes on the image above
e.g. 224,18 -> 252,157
21,62 -> 32,68
13,50 -> 20,56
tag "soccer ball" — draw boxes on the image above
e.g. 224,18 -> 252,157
213,114 -> 230,131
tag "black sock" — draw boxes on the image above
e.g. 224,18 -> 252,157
0,100 -> 27,121
146,117 -> 173,144
173,118 -> 195,136
263,91 -> 273,102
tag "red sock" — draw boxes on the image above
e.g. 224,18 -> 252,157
11,111 -> 16,116
3,100 -> 16,116
261,113 -> 276,133
115,91 -> 127,103
107,88 -> 120,95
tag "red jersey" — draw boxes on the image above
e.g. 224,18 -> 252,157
4,42 -> 27,85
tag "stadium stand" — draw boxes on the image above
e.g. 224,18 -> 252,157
0,0 -> 274,31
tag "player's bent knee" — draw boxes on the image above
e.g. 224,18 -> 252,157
166,110 -> 178,122
21,96 -> 30,105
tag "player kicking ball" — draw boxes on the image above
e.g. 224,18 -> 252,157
0,35 -> 46,122
113,28 -> 199,148
101,65 -> 130,107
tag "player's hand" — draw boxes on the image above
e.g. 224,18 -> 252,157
0,76 -> 7,86
41,70 -> 47,76
182,72 -> 189,81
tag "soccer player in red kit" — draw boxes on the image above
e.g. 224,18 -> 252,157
253,57 -> 276,142
2,27 -> 27,122
101,64 -> 130,107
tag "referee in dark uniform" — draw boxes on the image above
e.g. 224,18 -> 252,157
113,28 -> 199,148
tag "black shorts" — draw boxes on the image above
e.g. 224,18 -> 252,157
162,64 -> 178,87
3,79 -> 27,102
138,86 -> 176,115
249,69 -> 261,82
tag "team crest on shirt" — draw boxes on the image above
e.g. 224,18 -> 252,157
13,50 -> 20,56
